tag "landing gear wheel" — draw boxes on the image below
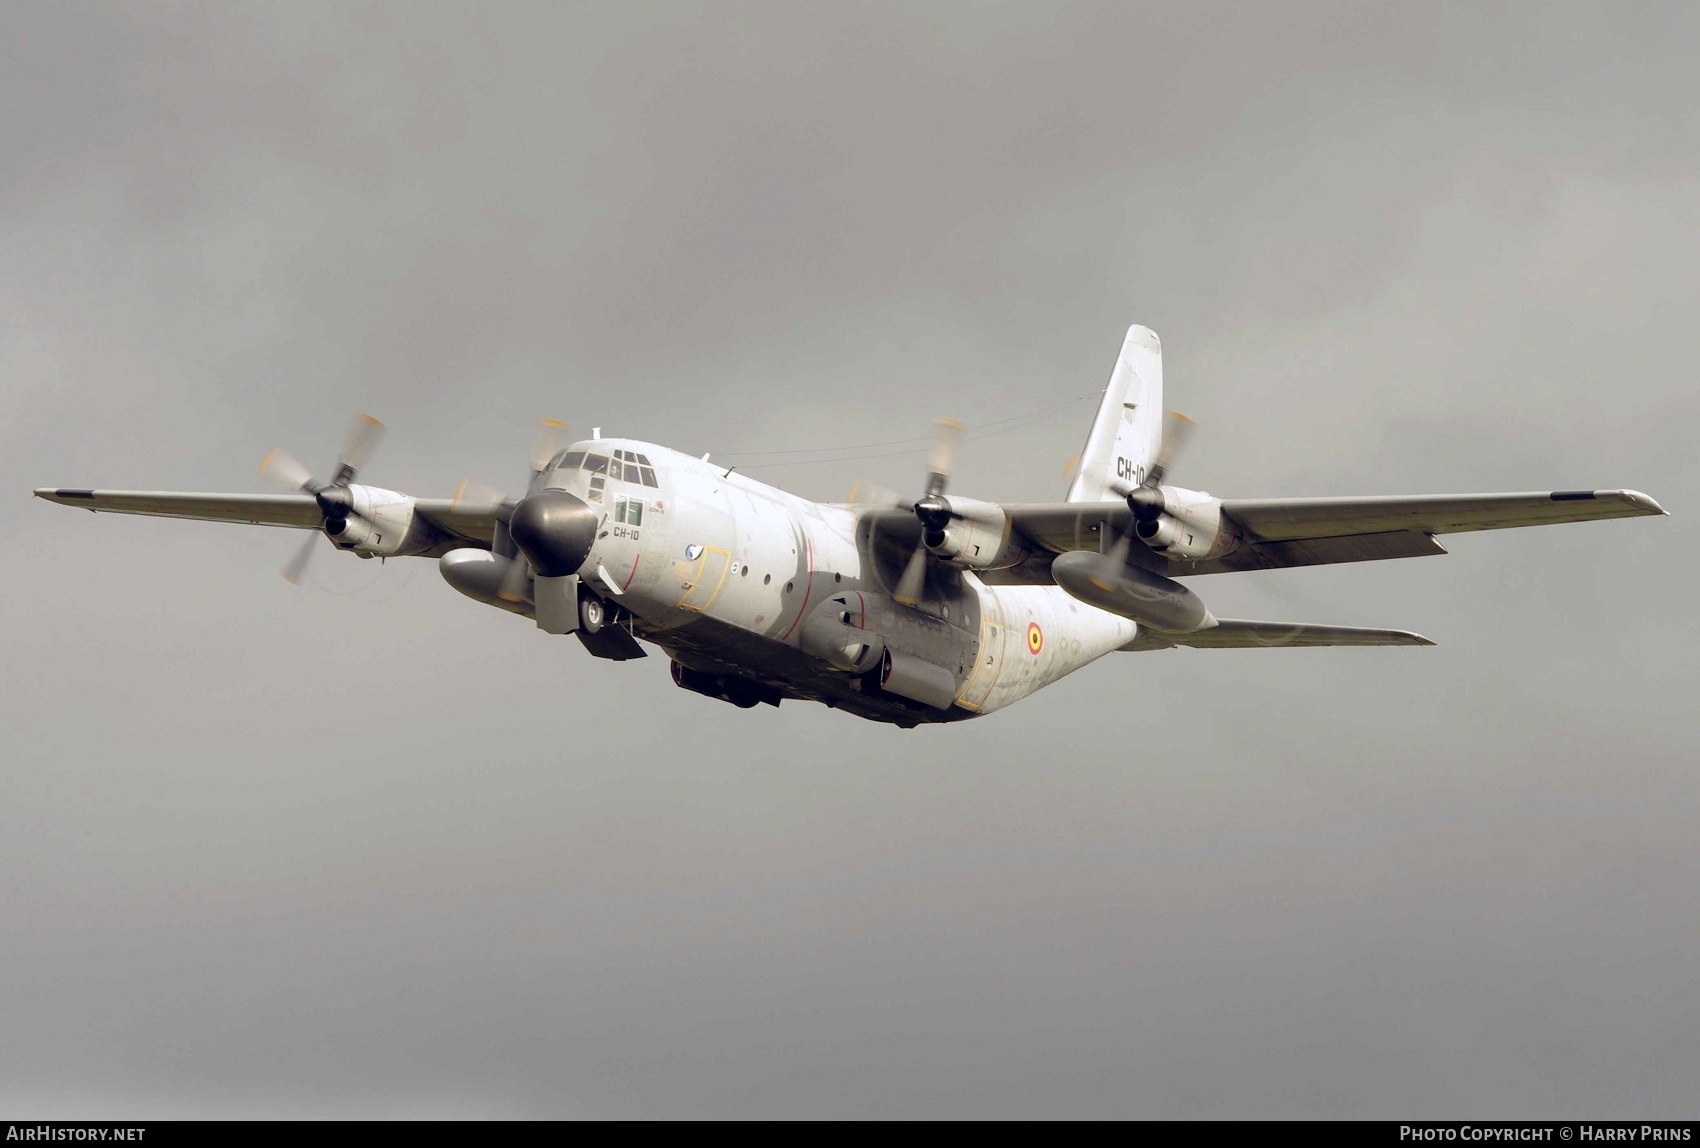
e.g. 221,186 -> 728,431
580,592 -> 608,634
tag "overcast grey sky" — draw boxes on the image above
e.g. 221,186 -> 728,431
5,1 -> 1697,1118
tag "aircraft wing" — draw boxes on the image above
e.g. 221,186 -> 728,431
1218,489 -> 1667,540
1122,619 -> 1435,651
996,489 -> 1666,578
33,488 -> 505,545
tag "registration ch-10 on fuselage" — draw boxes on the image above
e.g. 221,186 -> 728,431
36,326 -> 1667,728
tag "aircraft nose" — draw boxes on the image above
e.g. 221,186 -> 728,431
508,488 -> 598,577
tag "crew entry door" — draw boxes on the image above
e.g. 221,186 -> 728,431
678,546 -> 732,612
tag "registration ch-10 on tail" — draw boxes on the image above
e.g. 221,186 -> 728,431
36,326 -> 1667,728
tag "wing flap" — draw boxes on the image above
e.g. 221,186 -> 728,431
1123,619 -> 1435,651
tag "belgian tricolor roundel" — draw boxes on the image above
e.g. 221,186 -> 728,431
1026,621 -> 1044,655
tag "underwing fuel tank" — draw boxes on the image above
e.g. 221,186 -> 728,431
1051,551 -> 1216,634
439,548 -> 528,613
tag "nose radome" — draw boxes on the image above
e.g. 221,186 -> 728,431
508,489 -> 597,577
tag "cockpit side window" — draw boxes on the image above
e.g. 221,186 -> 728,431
583,454 -> 609,475
560,451 -> 585,471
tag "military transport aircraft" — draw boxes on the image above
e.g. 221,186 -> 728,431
35,325 -> 1666,728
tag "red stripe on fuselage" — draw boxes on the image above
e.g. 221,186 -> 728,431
779,536 -> 815,641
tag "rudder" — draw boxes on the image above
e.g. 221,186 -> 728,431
1066,325 -> 1163,503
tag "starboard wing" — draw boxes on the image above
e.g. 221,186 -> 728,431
33,488 -> 506,545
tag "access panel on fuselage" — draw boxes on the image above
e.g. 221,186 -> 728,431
955,607 -> 1007,712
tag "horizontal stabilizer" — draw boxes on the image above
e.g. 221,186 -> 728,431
1122,619 -> 1434,652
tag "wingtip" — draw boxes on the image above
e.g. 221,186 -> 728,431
34,488 -> 95,507
1620,489 -> 1669,516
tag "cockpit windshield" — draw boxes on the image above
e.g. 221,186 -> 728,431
556,448 -> 658,487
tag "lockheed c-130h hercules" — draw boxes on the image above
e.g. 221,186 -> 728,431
35,325 -> 1667,728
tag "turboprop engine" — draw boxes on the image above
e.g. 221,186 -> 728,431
1051,551 -> 1216,633
433,423 -> 602,633
317,484 -> 434,556
257,414 -> 448,583
919,495 -> 1029,571
438,487 -> 599,633
1126,485 -> 1239,563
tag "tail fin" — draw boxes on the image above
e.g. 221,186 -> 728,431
1066,325 -> 1163,503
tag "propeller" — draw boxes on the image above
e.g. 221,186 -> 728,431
893,418 -> 962,606
1097,410 -> 1193,582
530,418 -> 571,477
450,419 -> 576,604
259,412 -> 387,585
497,549 -> 532,603
846,479 -> 904,512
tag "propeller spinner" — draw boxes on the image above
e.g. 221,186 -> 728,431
447,419 -> 591,604
893,418 -> 963,606
1096,409 -> 1193,582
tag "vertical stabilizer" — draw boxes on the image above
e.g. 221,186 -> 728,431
1066,325 -> 1163,503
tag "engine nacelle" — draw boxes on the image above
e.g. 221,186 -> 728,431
439,548 -> 528,613
327,484 -> 435,557
1134,487 -> 1239,562
928,496 -> 1028,570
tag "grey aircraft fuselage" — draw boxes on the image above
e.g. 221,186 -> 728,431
480,439 -> 1133,728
